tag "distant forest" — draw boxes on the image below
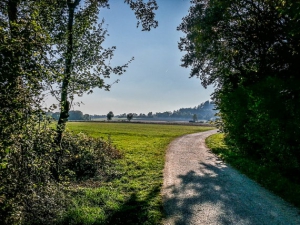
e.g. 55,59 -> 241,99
167,100 -> 217,120
48,100 -> 218,121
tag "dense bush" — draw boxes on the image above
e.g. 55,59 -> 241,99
217,77 -> 300,179
0,120 -> 66,225
60,132 -> 122,181
0,119 -> 122,225
179,0 -> 300,181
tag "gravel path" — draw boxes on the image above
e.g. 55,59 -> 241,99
162,130 -> 300,225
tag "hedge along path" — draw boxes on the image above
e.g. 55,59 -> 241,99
162,130 -> 300,225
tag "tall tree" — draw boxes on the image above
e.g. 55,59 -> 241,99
192,114 -> 198,122
179,0 -> 300,174
0,1 -> 67,223
45,0 -> 158,143
107,111 -> 114,120
0,0 -> 52,146
127,113 -> 134,121
178,0 -> 300,89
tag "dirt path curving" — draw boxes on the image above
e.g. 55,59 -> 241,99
162,130 -> 300,225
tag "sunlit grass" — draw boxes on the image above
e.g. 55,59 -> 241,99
61,122 -> 214,224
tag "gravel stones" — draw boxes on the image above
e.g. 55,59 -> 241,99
162,130 -> 300,225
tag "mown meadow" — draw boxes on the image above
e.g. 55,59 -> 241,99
63,122 -> 214,224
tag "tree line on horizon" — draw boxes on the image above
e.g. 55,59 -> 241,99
118,100 -> 217,120
47,100 -> 218,121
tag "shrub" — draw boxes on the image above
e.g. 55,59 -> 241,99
216,77 -> 300,178
0,118 -> 122,225
0,121 -> 67,225
60,133 -> 123,181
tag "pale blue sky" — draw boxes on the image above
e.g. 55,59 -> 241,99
54,0 -> 214,115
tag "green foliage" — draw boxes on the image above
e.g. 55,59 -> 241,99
63,122 -> 214,224
177,101 -> 216,120
69,110 -> 84,121
0,2 -> 63,223
127,113 -> 133,121
106,111 -> 114,121
0,1 -> 159,224
60,132 -> 122,181
43,0 -> 158,140
0,119 -> 123,225
179,0 -> 300,88
180,0 -> 300,179
47,0 -> 133,142
124,0 -> 158,31
206,133 -> 300,208
192,114 -> 198,122
217,77 -> 300,174
0,0 -> 51,143
0,119 -> 67,225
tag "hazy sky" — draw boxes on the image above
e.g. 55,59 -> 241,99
47,0 -> 214,115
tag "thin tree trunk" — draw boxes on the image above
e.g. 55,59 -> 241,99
56,0 -> 80,144
7,0 -> 19,88
6,0 -> 27,125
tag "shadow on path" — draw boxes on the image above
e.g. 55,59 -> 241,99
163,132 -> 300,225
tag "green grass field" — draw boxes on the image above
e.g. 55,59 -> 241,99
206,133 -> 300,209
62,122 -> 214,225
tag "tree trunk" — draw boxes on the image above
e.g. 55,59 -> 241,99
56,0 -> 80,144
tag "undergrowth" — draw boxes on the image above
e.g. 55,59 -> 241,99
0,119 -> 122,225
206,133 -> 300,208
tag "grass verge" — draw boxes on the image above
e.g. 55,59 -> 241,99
61,122 -> 214,225
206,133 -> 300,208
